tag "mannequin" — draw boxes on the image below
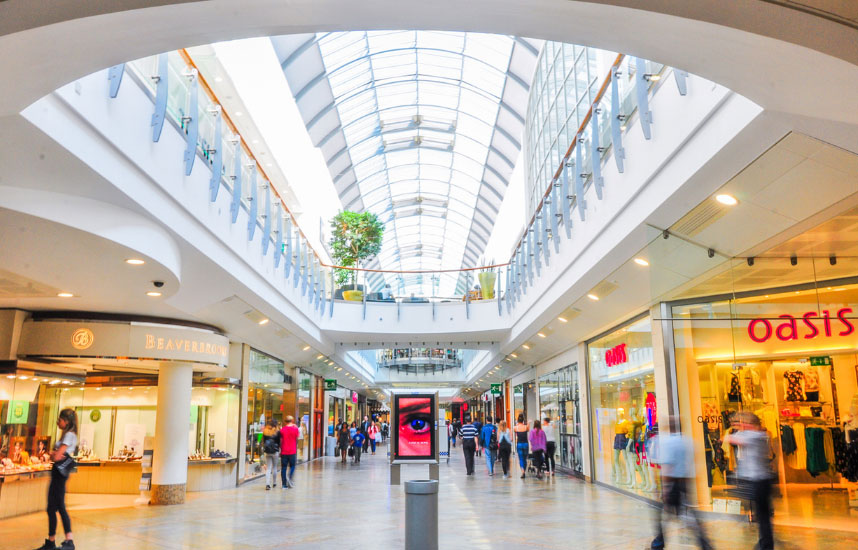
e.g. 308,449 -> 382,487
611,409 -> 629,485
846,394 -> 858,443
624,408 -> 643,487
783,367 -> 807,401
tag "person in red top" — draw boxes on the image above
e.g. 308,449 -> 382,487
279,416 -> 300,488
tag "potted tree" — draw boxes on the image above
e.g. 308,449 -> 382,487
329,211 -> 384,301
477,259 -> 497,300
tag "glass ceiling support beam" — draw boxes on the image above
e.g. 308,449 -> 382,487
294,71 -> 327,103
674,69 -> 688,96
279,35 -> 316,69
306,101 -> 339,132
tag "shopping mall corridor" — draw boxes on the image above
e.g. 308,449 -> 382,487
2,441 -> 857,550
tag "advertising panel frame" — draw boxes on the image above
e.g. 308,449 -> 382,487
391,392 -> 438,463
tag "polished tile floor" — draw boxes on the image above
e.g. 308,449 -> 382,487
3,442 -> 858,550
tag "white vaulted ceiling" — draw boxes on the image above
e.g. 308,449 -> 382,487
272,31 -> 540,296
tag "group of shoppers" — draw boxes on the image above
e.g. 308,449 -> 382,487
261,416 -> 300,490
456,414 -> 557,480
337,416 -> 384,464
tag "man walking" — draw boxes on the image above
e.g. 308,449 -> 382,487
473,417 -> 483,457
360,415 -> 371,453
651,417 -> 712,550
480,416 -> 498,476
458,415 -> 478,475
279,416 -> 300,488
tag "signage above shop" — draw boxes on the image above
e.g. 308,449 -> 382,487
490,383 -> 502,395
351,391 -> 358,403
324,379 -> 337,391
746,308 -> 854,343
605,343 -> 628,367
809,356 -> 832,367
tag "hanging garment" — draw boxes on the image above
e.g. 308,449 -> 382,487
844,429 -> 858,482
831,427 -> 849,475
805,427 -> 829,477
804,367 -> 820,400
823,429 -> 837,477
785,423 -> 807,470
780,424 -> 797,456
727,373 -> 742,402
783,370 -> 806,401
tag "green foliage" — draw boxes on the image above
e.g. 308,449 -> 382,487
329,210 -> 384,286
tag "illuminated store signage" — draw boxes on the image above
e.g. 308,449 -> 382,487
143,333 -> 228,358
605,343 -> 628,366
747,308 -> 854,343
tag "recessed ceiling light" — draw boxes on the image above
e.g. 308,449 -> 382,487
252,139 -> 259,144
258,318 -> 269,325
125,259 -> 145,265
587,294 -> 599,301
146,291 -> 162,297
634,258 -> 649,267
716,194 -> 738,206
214,76 -> 223,83
317,355 -> 324,360
522,344 -> 531,350
57,292 -> 74,298
18,375 -> 28,380
302,345 -> 311,351
557,316 -> 568,323
537,332 -> 546,338
234,111 -> 243,116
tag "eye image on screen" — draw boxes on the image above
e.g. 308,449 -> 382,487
397,396 -> 433,458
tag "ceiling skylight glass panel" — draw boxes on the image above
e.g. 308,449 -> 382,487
305,30 -> 529,292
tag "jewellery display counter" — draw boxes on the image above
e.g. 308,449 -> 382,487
0,464 -> 53,519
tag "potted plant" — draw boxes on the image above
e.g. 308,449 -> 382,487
329,210 -> 384,301
477,259 -> 496,300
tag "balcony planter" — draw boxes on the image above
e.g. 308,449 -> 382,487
478,271 -> 496,299
343,289 -> 364,302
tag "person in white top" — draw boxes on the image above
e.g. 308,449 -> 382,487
542,417 -> 556,476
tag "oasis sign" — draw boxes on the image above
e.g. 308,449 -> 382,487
747,308 -> 854,343
605,343 -> 628,366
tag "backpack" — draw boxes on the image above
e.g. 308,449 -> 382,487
263,436 -> 279,455
489,426 -> 498,452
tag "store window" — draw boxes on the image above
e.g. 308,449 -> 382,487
513,384 -> 524,422
297,370 -> 312,462
672,283 -> 858,519
539,364 -> 583,473
588,315 -> 659,497
244,349 -> 291,478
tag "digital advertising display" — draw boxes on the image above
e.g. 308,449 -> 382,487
393,393 -> 437,461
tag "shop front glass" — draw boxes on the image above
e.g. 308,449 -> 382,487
297,370 -> 312,462
513,384 -> 524,422
540,364 -> 583,473
588,315 -> 659,498
244,349 -> 291,478
671,272 -> 858,525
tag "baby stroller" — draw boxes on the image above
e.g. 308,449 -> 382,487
526,451 -> 548,476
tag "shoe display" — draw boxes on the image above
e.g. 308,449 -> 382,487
33,539 -> 56,550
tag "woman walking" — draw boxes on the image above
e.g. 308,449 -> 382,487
498,420 -> 513,478
514,414 -> 529,479
262,419 -> 279,490
34,408 -> 78,550
529,420 -> 547,480
368,421 -> 379,455
543,417 -> 556,476
338,422 -> 351,464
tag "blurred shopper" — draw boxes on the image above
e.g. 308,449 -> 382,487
352,429 -> 365,463
473,417 -> 483,457
360,415 -> 371,453
368,421 -> 379,455
651,417 -> 712,550
458,415 -> 478,475
497,420 -> 513,478
279,416 -> 300,488
34,408 -> 78,550
725,412 -> 775,550
514,415 -> 529,479
542,417 -> 556,476
480,416 -> 498,476
262,419 -> 280,490
529,420 -> 547,480
338,422 -> 350,464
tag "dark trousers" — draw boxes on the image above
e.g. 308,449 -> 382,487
47,470 -> 71,536
499,445 -> 511,475
546,441 -> 556,472
370,438 -> 376,453
362,435 -> 369,453
531,450 -> 545,475
280,453 -> 296,485
462,438 -> 476,474
750,478 -> 774,550
652,478 -> 712,550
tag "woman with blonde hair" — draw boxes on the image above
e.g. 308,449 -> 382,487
497,420 -> 513,478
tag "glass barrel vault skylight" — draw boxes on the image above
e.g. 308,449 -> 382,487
272,31 -> 540,296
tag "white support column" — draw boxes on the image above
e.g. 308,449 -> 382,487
151,362 -> 193,505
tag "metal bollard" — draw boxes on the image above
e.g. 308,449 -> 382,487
404,479 -> 439,550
